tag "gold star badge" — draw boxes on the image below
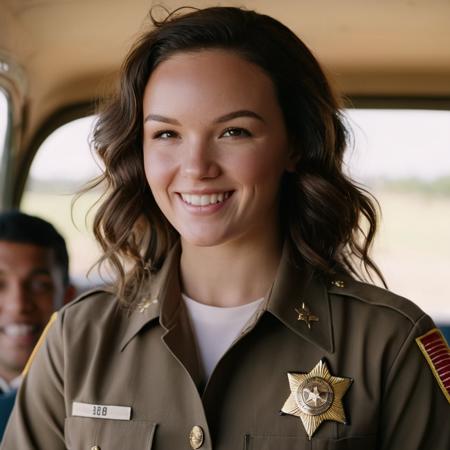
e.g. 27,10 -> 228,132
281,359 -> 352,439
295,302 -> 319,329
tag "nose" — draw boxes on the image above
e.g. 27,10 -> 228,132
180,137 -> 221,180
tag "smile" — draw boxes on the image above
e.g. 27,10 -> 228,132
179,192 -> 232,206
1,323 -> 37,337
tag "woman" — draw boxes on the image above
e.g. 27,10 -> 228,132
2,7 -> 449,450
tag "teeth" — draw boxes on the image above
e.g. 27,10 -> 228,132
2,324 -> 35,337
181,192 -> 230,206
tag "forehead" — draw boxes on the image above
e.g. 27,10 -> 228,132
0,241 -> 55,274
143,49 -> 278,115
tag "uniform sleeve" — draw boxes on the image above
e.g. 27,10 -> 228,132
380,314 -> 450,450
0,312 -> 66,450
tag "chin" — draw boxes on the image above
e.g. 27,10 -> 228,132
181,235 -> 226,248
179,227 -> 232,248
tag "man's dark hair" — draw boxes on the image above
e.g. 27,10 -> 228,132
0,210 -> 70,286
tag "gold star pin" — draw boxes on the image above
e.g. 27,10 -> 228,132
137,298 -> 159,313
295,302 -> 319,329
281,359 -> 352,439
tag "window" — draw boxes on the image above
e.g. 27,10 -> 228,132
21,116 -> 103,291
345,109 -> 450,324
21,109 -> 450,325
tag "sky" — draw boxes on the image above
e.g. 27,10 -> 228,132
344,109 -> 450,182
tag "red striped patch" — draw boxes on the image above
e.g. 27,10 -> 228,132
416,328 -> 450,404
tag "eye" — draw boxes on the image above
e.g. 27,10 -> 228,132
221,127 -> 251,138
152,130 -> 179,139
27,277 -> 54,294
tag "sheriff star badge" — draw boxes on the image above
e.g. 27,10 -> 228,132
281,359 -> 352,439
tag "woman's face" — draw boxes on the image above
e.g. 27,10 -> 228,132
143,49 -> 292,248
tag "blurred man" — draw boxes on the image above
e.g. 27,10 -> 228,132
0,211 -> 75,438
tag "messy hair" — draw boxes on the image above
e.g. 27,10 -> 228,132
90,6 -> 384,305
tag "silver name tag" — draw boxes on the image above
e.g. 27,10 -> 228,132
72,401 -> 131,421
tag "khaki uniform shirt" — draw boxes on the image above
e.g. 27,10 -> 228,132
2,244 -> 449,449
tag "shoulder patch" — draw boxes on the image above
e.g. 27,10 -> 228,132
416,328 -> 450,404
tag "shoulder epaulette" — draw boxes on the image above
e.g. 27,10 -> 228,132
327,276 -> 424,324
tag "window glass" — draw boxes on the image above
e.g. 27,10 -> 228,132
345,109 -> 450,323
0,88 -> 8,158
21,116 -> 103,291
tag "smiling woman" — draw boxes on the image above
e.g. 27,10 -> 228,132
2,6 -> 449,450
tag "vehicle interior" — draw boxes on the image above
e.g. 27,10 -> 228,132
1,0 -> 449,338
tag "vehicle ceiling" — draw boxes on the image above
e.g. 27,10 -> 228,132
1,0 -> 450,163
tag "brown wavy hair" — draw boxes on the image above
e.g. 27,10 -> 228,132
89,6 -> 385,305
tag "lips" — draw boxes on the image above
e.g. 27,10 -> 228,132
179,191 -> 233,206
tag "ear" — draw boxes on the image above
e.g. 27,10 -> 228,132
63,284 -> 77,305
285,146 -> 300,173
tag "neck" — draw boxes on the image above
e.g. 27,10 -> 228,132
0,367 -> 20,386
180,231 -> 283,307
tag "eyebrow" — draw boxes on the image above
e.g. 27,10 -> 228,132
144,110 -> 265,124
29,268 -> 52,278
0,268 -> 52,277
144,114 -> 180,125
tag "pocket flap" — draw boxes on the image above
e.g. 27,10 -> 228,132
64,416 -> 157,449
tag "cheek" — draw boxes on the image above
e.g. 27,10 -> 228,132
228,147 -> 287,186
143,150 -> 177,194
34,296 -> 55,319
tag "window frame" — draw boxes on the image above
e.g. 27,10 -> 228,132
0,51 -> 27,210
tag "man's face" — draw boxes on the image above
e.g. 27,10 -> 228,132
0,241 -> 66,382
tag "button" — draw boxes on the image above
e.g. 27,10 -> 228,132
331,280 -> 345,288
189,425 -> 204,449
91,446 -> 101,450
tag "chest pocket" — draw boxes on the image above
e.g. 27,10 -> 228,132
64,417 -> 157,450
244,435 -> 309,449
244,435 -> 376,450
328,436 -> 376,450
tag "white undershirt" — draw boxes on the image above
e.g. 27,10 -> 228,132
0,375 -> 21,394
182,293 -> 265,380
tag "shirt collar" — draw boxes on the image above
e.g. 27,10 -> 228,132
120,242 -> 181,351
0,375 -> 21,393
264,243 -> 334,353
120,241 -> 334,354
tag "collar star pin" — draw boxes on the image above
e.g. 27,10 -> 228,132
281,359 -> 352,439
137,298 -> 159,313
295,302 -> 319,329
